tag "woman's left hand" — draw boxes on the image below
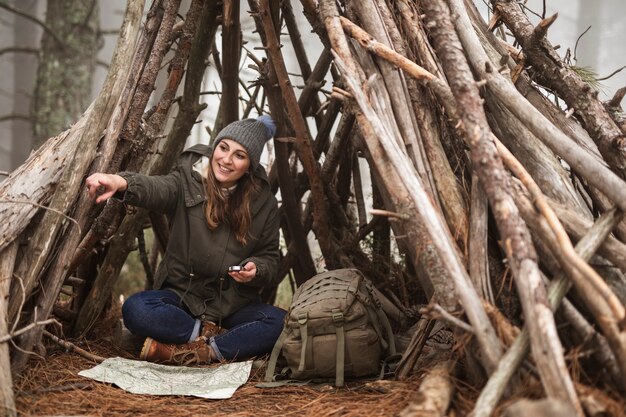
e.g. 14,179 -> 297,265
229,262 -> 257,283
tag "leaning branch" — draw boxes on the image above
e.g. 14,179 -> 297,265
472,208 -> 625,416
495,138 -> 625,326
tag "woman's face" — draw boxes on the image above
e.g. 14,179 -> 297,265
211,139 -> 251,188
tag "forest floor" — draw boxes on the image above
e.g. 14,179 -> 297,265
16,343 -> 413,416
13,337 -> 481,417
14,336 -> 626,417
14,306 -> 626,416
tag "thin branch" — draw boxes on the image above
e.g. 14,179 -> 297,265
0,114 -> 33,123
573,25 -> 592,63
519,2 -> 544,19
608,86 -> 626,107
370,208 -> 409,220
98,29 -> 120,36
0,1 -> 65,46
421,303 -> 475,334
598,65 -> 626,82
0,318 -> 59,343
0,46 -> 39,57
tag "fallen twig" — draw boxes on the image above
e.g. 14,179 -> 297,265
43,331 -> 105,363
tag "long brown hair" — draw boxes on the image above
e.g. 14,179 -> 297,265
203,160 -> 260,245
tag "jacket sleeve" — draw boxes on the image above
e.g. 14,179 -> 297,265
117,170 -> 181,215
241,197 -> 281,288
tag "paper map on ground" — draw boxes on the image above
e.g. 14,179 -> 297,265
79,357 -> 252,399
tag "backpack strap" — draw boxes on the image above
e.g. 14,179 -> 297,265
377,306 -> 396,355
264,327 -> 290,382
297,312 -> 309,372
332,309 -> 345,387
364,304 -> 389,350
365,284 -> 397,356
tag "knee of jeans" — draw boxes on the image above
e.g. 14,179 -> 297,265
121,295 -> 144,332
276,308 -> 287,323
266,309 -> 287,335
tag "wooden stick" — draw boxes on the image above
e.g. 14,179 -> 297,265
43,331 -> 104,363
258,0 -> 340,267
0,317 -> 59,343
472,208 -> 625,416
495,136 -> 626,326
468,177 -> 494,303
395,318 -> 434,380
399,360 -> 454,417
421,303 -> 474,335
0,243 -> 17,417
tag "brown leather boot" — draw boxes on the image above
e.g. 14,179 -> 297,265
140,337 -> 214,366
200,321 -> 228,339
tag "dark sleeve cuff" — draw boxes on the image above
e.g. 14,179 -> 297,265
115,171 -> 136,202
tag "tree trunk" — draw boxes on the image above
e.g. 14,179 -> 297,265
32,0 -> 100,148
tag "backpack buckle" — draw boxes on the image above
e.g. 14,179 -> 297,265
332,311 -> 344,325
298,312 -> 308,325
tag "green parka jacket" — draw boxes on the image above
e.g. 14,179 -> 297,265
118,144 -> 281,322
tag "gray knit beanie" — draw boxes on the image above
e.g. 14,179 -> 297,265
214,115 -> 276,170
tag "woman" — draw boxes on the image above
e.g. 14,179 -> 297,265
85,115 -> 285,365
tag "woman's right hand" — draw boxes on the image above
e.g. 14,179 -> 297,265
85,173 -> 128,204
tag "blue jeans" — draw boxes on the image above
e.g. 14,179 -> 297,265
122,289 -> 286,361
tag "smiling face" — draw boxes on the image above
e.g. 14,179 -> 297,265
211,139 -> 251,188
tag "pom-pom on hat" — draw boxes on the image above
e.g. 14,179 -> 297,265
214,115 -> 276,170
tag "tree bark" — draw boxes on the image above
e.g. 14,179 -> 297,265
214,0 -> 241,132
32,0 -> 100,148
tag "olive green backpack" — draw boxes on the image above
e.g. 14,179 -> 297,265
264,268 -> 396,387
